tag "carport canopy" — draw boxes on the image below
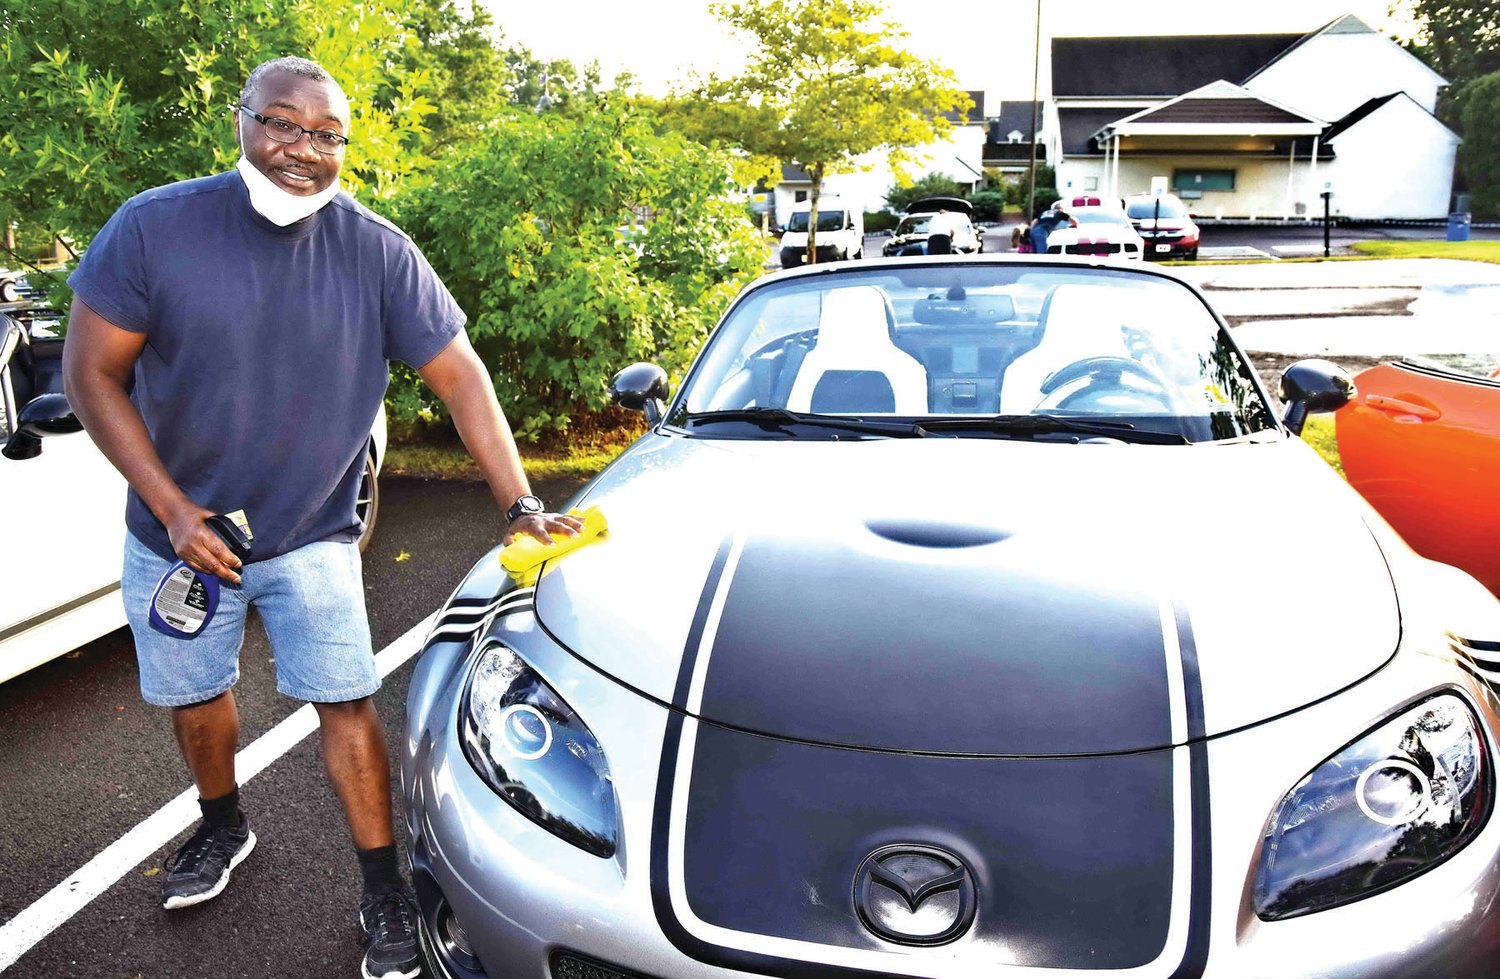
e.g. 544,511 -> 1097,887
1093,80 -> 1324,151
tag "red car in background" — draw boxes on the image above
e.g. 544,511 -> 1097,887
1125,193 -> 1200,261
1337,354 -> 1500,595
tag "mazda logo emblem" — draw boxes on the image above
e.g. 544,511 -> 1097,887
853,844 -> 977,945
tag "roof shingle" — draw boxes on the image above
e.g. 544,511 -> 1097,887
1052,34 -> 1304,97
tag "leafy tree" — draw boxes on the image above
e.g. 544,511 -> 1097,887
1395,0 -> 1500,130
0,0 -> 436,292
399,1 -> 510,152
682,0 -> 970,262
884,172 -> 964,213
1397,0 -> 1500,89
1458,71 -> 1500,215
386,104 -> 766,438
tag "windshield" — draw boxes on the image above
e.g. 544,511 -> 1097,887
1127,198 -> 1190,219
896,215 -> 933,235
786,210 -> 847,233
672,265 -> 1275,443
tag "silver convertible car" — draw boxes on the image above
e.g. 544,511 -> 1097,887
402,256 -> 1500,978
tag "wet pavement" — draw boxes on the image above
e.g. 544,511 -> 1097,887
1172,259 -> 1500,357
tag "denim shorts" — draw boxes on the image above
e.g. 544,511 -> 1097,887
122,532 -> 378,707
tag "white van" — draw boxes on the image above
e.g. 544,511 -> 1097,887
778,197 -> 864,267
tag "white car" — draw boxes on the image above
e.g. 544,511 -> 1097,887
0,313 -> 385,684
1045,194 -> 1145,260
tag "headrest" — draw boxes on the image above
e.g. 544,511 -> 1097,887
814,286 -> 898,352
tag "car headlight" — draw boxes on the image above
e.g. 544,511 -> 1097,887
460,641 -> 618,856
1253,693 -> 1491,920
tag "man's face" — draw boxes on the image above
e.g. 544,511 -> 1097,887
236,70 -> 349,196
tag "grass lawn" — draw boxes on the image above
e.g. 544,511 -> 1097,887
1348,239 -> 1500,264
384,413 -> 645,485
1299,414 -> 1343,477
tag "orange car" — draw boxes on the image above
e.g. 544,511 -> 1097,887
1336,355 -> 1500,595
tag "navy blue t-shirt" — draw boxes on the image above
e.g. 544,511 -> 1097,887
69,171 -> 464,562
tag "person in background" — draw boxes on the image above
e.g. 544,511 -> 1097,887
63,56 -> 581,979
1029,202 -> 1079,254
925,206 -> 962,255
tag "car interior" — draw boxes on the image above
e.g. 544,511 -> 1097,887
700,277 -> 1204,419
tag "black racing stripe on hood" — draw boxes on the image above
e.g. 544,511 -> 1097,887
651,550 -> 1215,977
1170,603 -> 1212,979
697,533 -> 1172,755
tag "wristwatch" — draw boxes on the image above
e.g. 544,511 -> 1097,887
505,494 -> 546,523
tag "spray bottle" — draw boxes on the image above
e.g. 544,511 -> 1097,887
148,510 -> 254,639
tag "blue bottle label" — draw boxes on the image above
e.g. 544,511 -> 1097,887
149,563 -> 220,638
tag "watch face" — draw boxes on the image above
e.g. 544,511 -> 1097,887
508,495 -> 545,521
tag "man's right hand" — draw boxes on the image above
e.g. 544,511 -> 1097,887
164,502 -> 244,585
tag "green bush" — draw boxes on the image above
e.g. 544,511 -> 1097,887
966,190 -> 1006,222
864,210 -> 900,232
884,172 -> 965,213
1011,165 -> 1058,211
387,104 -> 765,439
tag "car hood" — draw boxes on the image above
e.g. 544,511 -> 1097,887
533,434 -> 1400,755
1054,222 -> 1135,240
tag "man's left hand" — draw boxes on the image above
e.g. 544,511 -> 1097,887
503,511 -> 584,547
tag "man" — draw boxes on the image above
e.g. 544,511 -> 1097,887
1029,202 -> 1079,254
63,56 -> 581,979
925,206 -> 961,255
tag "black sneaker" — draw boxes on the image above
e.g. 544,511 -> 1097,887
160,817 -> 256,910
359,889 -> 420,979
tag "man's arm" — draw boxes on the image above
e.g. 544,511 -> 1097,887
416,331 -> 581,545
62,298 -> 244,582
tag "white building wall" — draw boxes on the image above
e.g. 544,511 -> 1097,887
1246,32 -> 1446,120
1319,99 -> 1459,219
1056,155 -> 1332,218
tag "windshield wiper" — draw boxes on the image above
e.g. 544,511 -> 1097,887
915,414 -> 1189,444
682,408 -> 917,438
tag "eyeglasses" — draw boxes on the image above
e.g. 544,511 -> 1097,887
238,105 -> 350,155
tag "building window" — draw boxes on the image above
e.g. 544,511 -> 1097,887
794,190 -> 808,202
1084,176 -> 1099,191
1007,129 -> 1024,143
1173,169 -> 1235,193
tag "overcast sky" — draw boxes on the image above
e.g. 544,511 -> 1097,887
480,0 -> 1422,98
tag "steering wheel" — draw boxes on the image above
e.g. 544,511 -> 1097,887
1038,355 -> 1176,412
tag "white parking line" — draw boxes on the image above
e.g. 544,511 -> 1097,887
0,612 -> 438,974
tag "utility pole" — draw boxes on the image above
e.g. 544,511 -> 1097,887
1025,0 -> 1042,221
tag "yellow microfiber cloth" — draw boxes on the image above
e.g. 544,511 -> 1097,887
499,505 -> 609,576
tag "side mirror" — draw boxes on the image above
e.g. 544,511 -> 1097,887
609,362 -> 669,425
3,392 -> 83,460
1278,359 -> 1354,435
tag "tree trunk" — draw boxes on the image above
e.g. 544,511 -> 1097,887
808,164 -> 824,264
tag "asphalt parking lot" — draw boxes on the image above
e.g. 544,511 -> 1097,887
859,219 -> 1500,264
5,253 -> 1500,976
0,476 -> 586,978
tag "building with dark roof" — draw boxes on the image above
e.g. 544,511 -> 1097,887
1044,14 -> 1457,220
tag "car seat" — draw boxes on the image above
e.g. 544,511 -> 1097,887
785,286 -> 929,414
997,285 -> 1129,415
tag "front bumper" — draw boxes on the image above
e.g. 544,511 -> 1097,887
1139,232 -> 1198,258
405,609 -> 1500,978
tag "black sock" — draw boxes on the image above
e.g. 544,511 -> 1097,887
199,787 -> 241,829
357,844 -> 402,896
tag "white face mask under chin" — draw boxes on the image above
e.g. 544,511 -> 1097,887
237,156 -> 341,226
